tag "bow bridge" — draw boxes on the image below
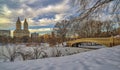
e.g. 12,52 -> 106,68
66,37 -> 120,47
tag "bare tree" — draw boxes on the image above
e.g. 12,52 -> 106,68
102,21 -> 115,36
65,0 -> 120,38
73,20 -> 103,38
73,0 -> 119,21
54,20 -> 70,46
0,46 -> 20,62
32,47 -> 48,59
51,47 -> 62,57
16,50 -> 33,61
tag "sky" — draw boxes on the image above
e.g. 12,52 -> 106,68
0,0 -> 75,35
1,0 -> 119,35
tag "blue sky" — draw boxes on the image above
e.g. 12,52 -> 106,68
0,0 -> 74,34
0,0 -> 119,35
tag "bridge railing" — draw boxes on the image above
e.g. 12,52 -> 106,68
66,37 -> 120,47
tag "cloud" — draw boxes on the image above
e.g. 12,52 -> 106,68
92,12 -> 120,22
17,0 -> 70,18
5,0 -> 70,18
39,18 -> 55,24
55,13 -> 67,21
2,5 -> 12,16
33,13 -> 66,26
17,0 -> 70,26
0,5 -> 14,29
0,18 -> 13,30
0,5 -> 12,18
0,18 -> 11,24
0,0 -> 71,31
19,0 -> 37,4
29,28 -> 52,32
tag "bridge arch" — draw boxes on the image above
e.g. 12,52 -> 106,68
71,40 -> 107,47
67,38 -> 113,47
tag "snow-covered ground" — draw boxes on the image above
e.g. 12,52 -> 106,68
0,45 -> 120,70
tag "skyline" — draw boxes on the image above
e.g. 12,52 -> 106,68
0,0 -> 74,34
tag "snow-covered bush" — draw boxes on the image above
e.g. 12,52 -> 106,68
0,44 -> 93,62
0,45 -> 20,62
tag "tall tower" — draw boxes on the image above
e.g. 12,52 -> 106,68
23,18 -> 30,37
13,17 -> 30,38
24,18 -> 28,30
16,17 -> 21,30
13,17 -> 22,38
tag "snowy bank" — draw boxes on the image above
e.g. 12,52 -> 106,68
0,44 -> 93,62
0,46 -> 120,70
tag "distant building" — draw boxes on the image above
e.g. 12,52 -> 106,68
0,30 -> 11,37
13,17 -> 30,38
31,32 -> 39,42
31,32 -> 39,38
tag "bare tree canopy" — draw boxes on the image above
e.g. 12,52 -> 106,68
53,0 -> 120,39
73,0 -> 120,21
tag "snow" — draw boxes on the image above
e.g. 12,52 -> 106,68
77,45 -> 105,49
0,44 -> 93,62
0,46 -> 120,70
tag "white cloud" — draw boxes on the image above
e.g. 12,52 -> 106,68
11,0 -> 38,4
0,18 -> 11,23
20,0 -> 70,18
18,0 -> 70,26
55,13 -> 66,21
0,5 -> 13,29
36,13 -> 67,26
29,28 -> 52,33
8,0 -> 70,18
0,0 -> 71,30
3,5 -> 12,16
93,13 -> 120,22
39,18 -> 55,24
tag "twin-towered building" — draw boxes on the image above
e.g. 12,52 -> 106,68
13,17 -> 30,38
